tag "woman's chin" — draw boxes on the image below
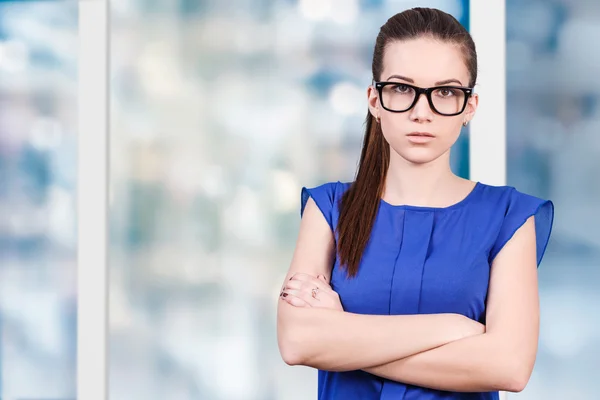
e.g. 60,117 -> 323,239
395,147 -> 445,165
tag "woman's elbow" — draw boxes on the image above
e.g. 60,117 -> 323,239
502,365 -> 533,393
498,355 -> 535,392
501,374 -> 529,393
279,341 -> 306,366
277,314 -> 309,366
278,327 -> 305,365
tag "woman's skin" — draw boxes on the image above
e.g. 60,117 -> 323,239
277,200 -> 484,371
277,37 -> 540,393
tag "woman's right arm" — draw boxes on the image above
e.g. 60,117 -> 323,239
277,197 -> 483,372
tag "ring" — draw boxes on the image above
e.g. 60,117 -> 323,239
311,287 -> 319,299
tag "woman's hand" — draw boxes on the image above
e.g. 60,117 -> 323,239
280,273 -> 343,311
457,315 -> 486,339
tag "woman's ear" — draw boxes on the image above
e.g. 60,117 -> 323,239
367,85 -> 379,121
463,92 -> 479,124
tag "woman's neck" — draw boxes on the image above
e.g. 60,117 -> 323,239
382,150 -> 468,207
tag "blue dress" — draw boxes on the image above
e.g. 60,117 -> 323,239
299,181 -> 554,400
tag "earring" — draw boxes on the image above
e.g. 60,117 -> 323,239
376,116 -> 380,124
463,120 -> 468,127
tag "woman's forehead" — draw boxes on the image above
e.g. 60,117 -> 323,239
381,38 -> 470,86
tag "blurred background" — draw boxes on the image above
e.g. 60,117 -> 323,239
0,0 -> 598,399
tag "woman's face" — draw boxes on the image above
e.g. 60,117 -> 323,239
368,37 -> 478,165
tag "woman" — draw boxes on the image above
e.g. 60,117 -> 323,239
276,7 -> 554,400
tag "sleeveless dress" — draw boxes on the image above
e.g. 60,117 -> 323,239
299,181 -> 554,400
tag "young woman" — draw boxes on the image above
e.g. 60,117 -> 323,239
276,7 -> 554,400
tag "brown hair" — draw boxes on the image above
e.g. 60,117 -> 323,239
336,7 -> 478,277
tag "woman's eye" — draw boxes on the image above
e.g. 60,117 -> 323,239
438,88 -> 455,97
393,84 -> 410,93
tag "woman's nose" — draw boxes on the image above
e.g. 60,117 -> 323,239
409,93 -> 434,122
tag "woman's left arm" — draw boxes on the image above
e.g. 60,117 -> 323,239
364,216 -> 540,393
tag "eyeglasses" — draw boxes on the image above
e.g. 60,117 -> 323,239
374,81 -> 474,116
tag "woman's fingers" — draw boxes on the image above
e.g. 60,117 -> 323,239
281,278 -> 343,311
283,279 -> 305,291
280,273 -> 338,309
281,291 -> 310,307
281,288 -> 317,306
290,273 -> 332,292
284,277 -> 333,302
283,279 -> 328,293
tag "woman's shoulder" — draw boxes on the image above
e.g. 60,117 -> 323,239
299,180 -> 352,223
476,183 -> 554,266
475,182 -> 552,211
304,180 -> 352,190
301,180 -> 352,200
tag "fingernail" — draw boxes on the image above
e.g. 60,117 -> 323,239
289,276 -> 293,281
282,293 -> 288,297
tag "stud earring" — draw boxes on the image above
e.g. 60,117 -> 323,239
463,120 -> 468,127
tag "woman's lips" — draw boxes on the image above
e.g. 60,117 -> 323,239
406,132 -> 435,143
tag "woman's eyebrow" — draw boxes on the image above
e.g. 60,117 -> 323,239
386,74 -> 414,82
435,78 -> 463,86
385,74 -> 463,86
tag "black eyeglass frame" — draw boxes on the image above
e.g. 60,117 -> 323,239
373,81 -> 474,117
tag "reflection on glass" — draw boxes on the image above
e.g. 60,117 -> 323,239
0,1 -> 78,398
109,1 -> 469,399
506,0 -> 600,398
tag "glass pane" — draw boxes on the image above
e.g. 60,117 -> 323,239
506,1 -> 599,398
109,1 -> 469,399
0,1 -> 78,398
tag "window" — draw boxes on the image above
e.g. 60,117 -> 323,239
506,1 -> 599,398
0,1 -> 78,398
